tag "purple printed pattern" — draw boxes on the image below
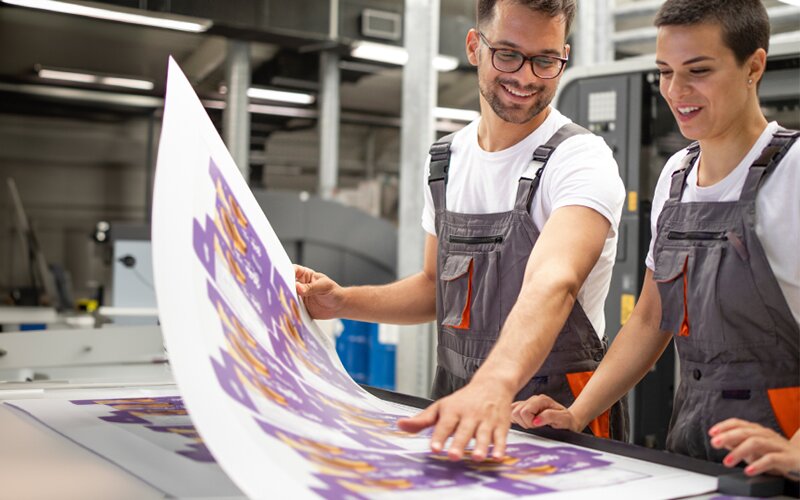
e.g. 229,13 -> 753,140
208,281 -> 420,450
70,397 -> 215,463
193,158 -> 359,395
255,418 -> 612,499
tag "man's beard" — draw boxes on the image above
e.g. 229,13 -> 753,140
479,76 -> 554,124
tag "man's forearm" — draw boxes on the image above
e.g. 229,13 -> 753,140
472,275 -> 576,392
339,271 -> 436,324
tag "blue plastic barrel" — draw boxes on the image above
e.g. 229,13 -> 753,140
367,326 -> 396,390
336,319 -> 370,384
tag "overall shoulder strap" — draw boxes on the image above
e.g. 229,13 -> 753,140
515,122 -> 592,213
427,132 -> 456,213
667,142 -> 700,202
740,128 -> 800,201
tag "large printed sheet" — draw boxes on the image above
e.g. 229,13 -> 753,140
11,58 -> 716,499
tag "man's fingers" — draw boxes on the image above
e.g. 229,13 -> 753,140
397,403 -> 439,435
492,426 -> 508,459
429,414 -> 459,454
447,419 -> 478,461
471,423 -> 493,462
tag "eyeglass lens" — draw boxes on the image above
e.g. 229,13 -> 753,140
493,51 -> 562,78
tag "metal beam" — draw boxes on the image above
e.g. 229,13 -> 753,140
395,0 -> 439,397
318,51 -> 341,200
222,39 -> 251,181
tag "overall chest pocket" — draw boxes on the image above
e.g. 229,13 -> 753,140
654,236 -> 777,349
654,245 -> 721,345
440,251 -> 500,335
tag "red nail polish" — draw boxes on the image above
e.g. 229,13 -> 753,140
745,465 -> 756,475
724,456 -> 734,466
532,417 -> 542,425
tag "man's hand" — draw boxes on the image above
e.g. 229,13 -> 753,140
397,379 -> 513,461
294,265 -> 346,320
710,418 -> 800,480
510,395 -> 583,432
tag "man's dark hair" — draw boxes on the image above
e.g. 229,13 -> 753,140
654,0 -> 770,64
477,0 -> 577,38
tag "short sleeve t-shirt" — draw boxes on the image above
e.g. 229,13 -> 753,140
421,107 -> 626,338
646,121 -> 800,328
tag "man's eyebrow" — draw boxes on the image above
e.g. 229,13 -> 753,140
493,38 -> 564,56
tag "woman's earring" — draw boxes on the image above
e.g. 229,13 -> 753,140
748,78 -> 753,85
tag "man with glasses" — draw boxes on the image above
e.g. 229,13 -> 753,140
295,0 -> 627,460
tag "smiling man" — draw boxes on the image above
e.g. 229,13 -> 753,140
295,0 -> 627,460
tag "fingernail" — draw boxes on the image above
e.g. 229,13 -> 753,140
723,456 -> 734,466
431,442 -> 441,452
711,437 -> 721,447
532,417 -> 542,425
745,465 -> 756,475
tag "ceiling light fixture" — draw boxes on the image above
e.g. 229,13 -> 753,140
434,107 -> 480,122
247,87 -> 316,105
350,41 -> 459,72
2,0 -> 212,32
37,67 -> 155,90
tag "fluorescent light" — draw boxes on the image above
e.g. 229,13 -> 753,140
38,68 -> 96,84
247,87 -> 316,105
202,99 -> 318,118
435,107 -> 480,122
350,41 -> 460,72
2,0 -> 211,32
351,41 -> 409,66
99,76 -> 154,90
37,67 -> 154,90
433,55 -> 459,72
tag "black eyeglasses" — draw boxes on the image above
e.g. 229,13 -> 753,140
478,31 -> 568,79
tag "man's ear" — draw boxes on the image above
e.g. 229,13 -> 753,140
564,44 -> 571,60
466,28 -> 480,67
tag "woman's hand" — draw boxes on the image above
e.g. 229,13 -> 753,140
709,418 -> 800,481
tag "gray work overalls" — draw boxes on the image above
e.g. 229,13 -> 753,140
653,128 -> 800,461
428,122 -> 628,441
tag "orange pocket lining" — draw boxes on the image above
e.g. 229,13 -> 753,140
767,386 -> 800,438
679,255 -> 690,337
452,260 -> 473,330
566,371 -> 610,439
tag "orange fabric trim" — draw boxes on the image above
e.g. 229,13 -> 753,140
679,255 -> 690,337
565,371 -> 611,439
452,260 -> 473,330
767,386 -> 800,438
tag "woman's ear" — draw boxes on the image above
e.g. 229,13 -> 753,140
747,47 -> 767,86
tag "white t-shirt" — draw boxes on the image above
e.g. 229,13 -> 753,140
646,121 -> 800,327
421,107 -> 626,339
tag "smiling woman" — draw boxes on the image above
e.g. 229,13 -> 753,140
512,0 -> 800,483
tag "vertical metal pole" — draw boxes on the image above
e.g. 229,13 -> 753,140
574,0 -> 597,67
318,51 -> 341,200
144,111 -> 155,223
594,0 -> 613,63
223,39 -> 251,182
395,0 -> 439,397
318,0 -> 340,200
574,0 -> 612,67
